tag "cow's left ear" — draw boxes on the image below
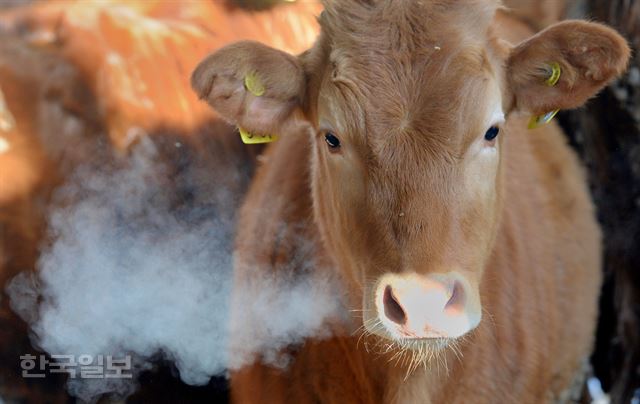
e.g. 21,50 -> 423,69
506,20 -> 630,115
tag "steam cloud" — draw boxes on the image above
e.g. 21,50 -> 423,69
6,138 -> 345,401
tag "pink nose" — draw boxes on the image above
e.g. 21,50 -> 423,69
376,272 -> 480,339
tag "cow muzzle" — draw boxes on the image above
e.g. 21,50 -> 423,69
372,272 -> 481,340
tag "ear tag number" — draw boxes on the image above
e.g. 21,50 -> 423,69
529,62 -> 561,129
239,127 -> 278,144
240,73 -> 276,143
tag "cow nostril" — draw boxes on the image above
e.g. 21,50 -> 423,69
445,280 -> 465,311
383,285 -> 406,325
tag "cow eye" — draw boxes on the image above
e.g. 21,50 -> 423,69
484,126 -> 500,142
325,132 -> 341,149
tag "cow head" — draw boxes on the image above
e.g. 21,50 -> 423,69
192,0 -> 628,352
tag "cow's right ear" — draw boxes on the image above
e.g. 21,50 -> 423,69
191,41 -> 309,137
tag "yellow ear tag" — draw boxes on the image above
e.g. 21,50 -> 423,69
545,62 -> 562,87
239,127 -> 278,144
528,110 -> 559,129
528,62 -> 562,129
240,73 -> 276,143
244,72 -> 266,97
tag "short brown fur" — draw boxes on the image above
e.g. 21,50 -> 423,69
192,1 -> 630,402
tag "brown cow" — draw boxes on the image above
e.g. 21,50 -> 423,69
192,0 -> 630,402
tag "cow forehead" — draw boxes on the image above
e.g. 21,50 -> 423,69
318,6 -> 497,141
316,0 -> 501,165
320,0 -> 497,47
324,49 -> 496,157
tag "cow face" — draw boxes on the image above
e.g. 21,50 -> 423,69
192,0 -> 628,351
